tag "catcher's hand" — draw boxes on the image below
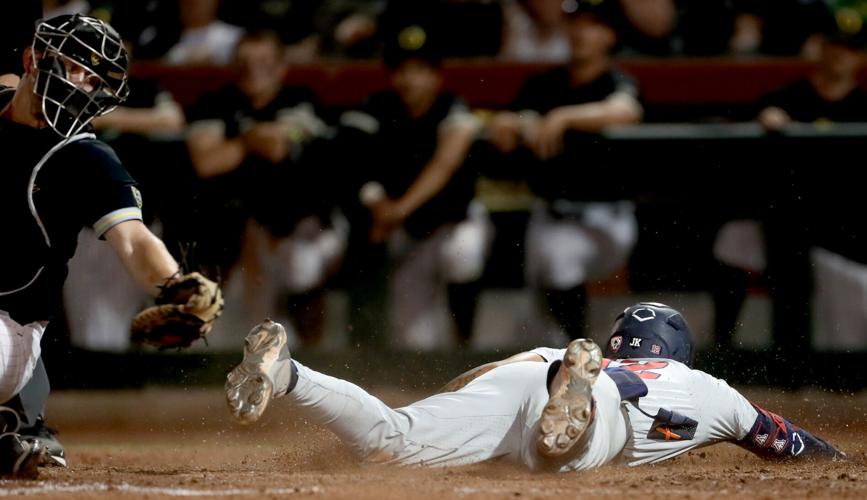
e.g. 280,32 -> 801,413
131,272 -> 224,349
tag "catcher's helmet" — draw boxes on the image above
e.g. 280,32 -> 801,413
31,14 -> 129,138
603,302 -> 694,366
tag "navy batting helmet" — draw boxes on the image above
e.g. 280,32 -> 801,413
31,14 -> 129,138
603,302 -> 694,366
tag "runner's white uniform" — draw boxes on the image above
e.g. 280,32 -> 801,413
286,346 -> 759,471
528,347 -> 759,469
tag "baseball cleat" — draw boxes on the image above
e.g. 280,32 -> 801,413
0,433 -> 48,479
537,339 -> 602,459
19,418 -> 66,467
225,320 -> 295,424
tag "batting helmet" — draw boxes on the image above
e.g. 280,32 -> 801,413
603,302 -> 694,366
31,14 -> 129,138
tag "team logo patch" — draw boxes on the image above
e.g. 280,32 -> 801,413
772,439 -> 787,453
791,433 -> 804,456
651,344 -> 661,355
609,335 -> 623,352
646,408 -> 698,441
131,186 -> 143,209
91,52 -> 101,66
629,337 -> 642,348
631,307 -> 656,322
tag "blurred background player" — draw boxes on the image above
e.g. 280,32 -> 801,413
711,24 -> 867,359
337,23 -> 489,349
163,0 -> 243,65
500,0 -> 571,63
484,0 -> 642,340
185,29 -> 342,347
0,14 -> 206,477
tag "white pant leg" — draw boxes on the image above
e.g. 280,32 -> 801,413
388,228 -> 450,350
0,312 -> 46,403
520,369 -> 629,471
271,213 -> 349,294
289,359 -> 553,467
526,202 -> 638,290
389,208 -> 493,350
440,202 -> 494,284
64,228 -> 149,352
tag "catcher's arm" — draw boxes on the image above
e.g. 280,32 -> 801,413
106,220 -> 223,349
439,351 -> 545,393
104,219 -> 179,295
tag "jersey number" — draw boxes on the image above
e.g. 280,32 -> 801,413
602,359 -> 669,379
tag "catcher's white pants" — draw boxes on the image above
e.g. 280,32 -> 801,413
288,358 -> 625,469
0,311 -> 47,403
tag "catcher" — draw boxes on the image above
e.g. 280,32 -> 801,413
0,14 -> 221,478
226,303 -> 843,470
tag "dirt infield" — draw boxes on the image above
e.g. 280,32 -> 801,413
1,386 -> 865,499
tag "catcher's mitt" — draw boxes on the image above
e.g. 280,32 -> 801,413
131,272 -> 224,349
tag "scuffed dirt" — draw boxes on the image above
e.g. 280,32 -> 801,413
0,387 -> 864,499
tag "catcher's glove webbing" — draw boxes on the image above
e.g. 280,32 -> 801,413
131,272 -> 224,349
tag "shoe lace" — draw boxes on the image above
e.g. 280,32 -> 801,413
0,406 -> 22,440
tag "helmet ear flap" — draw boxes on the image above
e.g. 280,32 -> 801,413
666,313 -> 688,331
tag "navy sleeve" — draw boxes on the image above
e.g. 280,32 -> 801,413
51,138 -> 142,236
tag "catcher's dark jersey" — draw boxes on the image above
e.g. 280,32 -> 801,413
0,87 -> 142,324
342,91 -> 478,238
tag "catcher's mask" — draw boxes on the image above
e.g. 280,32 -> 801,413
603,302 -> 695,367
31,14 -> 129,138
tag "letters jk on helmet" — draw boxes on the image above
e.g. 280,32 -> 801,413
31,14 -> 129,138
603,302 -> 695,366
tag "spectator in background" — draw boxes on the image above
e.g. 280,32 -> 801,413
337,24 -> 489,349
501,0 -> 677,60
615,0 -> 676,55
319,0 -> 386,58
41,0 -> 90,18
220,0 -> 388,60
500,0 -> 571,63
729,0 -> 836,56
377,0 -> 503,58
185,30 -> 342,346
485,0 -> 641,340
758,32 -> 867,128
711,26 -> 867,359
164,0 -> 243,65
109,0 -> 182,60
